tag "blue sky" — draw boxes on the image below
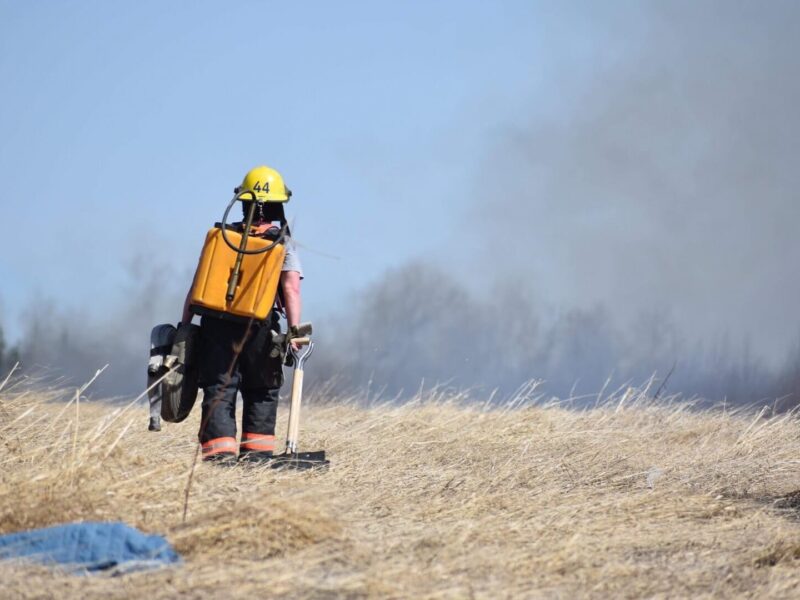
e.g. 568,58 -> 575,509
0,0 -> 591,338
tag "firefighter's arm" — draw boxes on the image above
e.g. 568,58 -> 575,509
281,270 -> 302,329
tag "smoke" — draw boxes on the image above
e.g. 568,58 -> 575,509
310,2 -> 800,404
468,1 -> 800,366
15,254 -> 187,397
307,261 -> 786,405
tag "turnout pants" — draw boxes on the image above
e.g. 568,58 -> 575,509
197,312 -> 285,460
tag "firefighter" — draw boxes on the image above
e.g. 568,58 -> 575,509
180,166 -> 303,464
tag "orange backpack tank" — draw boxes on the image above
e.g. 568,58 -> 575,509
189,226 -> 286,322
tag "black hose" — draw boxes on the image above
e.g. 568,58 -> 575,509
220,192 -> 288,255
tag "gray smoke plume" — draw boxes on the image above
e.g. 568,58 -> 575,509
466,1 -> 800,367
15,254 -> 187,397
310,1 -> 800,405
308,261 -> 783,405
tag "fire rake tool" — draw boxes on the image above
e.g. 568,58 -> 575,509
270,323 -> 329,470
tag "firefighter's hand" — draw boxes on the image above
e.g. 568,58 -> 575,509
289,340 -> 301,353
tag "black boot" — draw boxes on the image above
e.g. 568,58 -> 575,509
238,450 -> 274,465
203,452 -> 238,466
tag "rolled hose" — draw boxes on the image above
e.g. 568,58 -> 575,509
219,192 -> 288,255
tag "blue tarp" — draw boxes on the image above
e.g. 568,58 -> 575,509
0,522 -> 181,574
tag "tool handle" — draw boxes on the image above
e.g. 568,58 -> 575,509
286,369 -> 304,453
292,337 -> 311,346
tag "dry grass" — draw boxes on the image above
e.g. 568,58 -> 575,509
2,376 -> 800,598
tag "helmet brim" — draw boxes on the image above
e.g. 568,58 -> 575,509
236,184 -> 292,203
238,192 -> 290,203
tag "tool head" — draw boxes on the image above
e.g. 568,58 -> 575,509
269,451 -> 329,471
291,322 -> 313,337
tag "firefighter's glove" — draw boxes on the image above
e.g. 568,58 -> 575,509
268,331 -> 293,367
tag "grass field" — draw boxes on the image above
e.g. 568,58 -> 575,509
2,376 -> 800,598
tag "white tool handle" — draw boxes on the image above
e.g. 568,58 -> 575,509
286,368 -> 304,453
284,340 -> 314,454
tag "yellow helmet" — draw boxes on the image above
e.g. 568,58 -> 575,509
236,165 -> 292,202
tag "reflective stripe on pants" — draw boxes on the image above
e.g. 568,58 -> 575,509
202,436 -> 237,457
240,432 -> 275,453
